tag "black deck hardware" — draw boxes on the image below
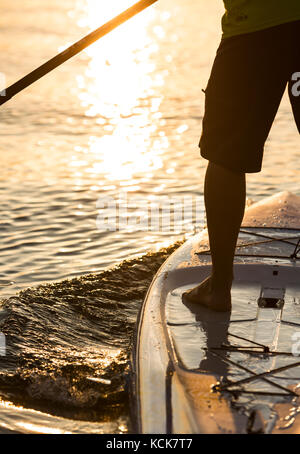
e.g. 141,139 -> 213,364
211,346 -> 294,356
291,238 -> 300,260
212,359 -> 300,392
228,332 -> 270,352
196,228 -> 300,261
208,349 -> 299,397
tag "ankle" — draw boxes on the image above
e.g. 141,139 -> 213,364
210,273 -> 233,291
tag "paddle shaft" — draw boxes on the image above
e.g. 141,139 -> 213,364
0,0 -> 158,107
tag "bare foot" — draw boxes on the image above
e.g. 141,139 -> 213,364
182,276 -> 232,312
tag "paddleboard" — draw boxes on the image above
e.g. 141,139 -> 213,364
131,191 -> 300,434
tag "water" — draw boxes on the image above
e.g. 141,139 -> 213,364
0,0 -> 299,433
0,241 -> 182,433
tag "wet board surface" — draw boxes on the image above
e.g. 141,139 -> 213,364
134,192 -> 300,434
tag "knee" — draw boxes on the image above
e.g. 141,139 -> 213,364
207,161 -> 246,178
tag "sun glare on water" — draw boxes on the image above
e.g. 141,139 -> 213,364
74,0 -> 169,184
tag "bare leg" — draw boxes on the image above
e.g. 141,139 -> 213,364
182,161 -> 246,311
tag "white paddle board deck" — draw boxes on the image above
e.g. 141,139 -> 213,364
132,192 -> 300,434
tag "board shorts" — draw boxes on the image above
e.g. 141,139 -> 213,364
199,20 -> 300,173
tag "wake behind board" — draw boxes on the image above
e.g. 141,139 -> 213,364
132,191 -> 300,434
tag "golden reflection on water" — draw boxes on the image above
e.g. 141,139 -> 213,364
75,0 -> 168,184
15,422 -> 68,435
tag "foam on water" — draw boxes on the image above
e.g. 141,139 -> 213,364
0,242 -> 182,433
